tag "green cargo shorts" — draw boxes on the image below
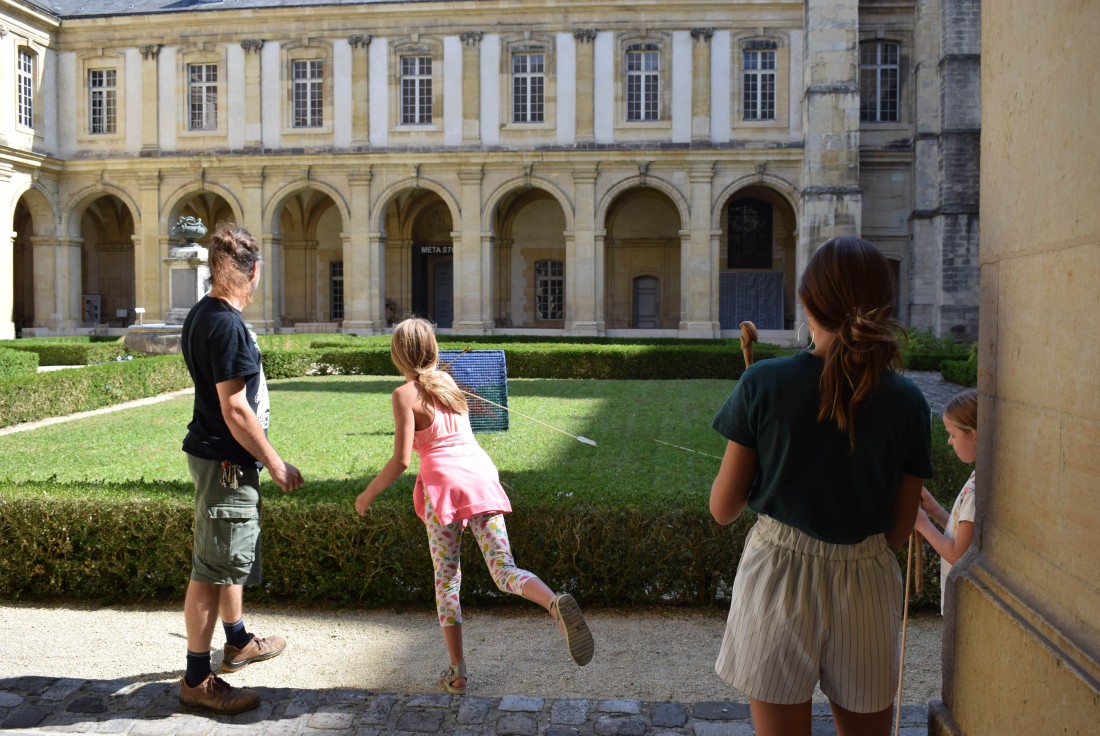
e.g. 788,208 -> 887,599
187,454 -> 263,586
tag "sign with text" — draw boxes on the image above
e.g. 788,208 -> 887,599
419,245 -> 453,255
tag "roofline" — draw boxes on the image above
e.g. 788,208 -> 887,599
0,0 -> 61,26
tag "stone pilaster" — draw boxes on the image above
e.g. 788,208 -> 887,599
343,170 -> 381,332
460,32 -> 482,144
798,0 -> 862,316
566,164 -> 602,335
573,29 -> 597,144
139,45 -> 161,153
453,166 -> 489,332
240,171 -> 276,331
135,173 -> 162,322
241,39 -> 264,149
348,35 -> 371,146
690,28 -> 713,143
681,162 -> 719,336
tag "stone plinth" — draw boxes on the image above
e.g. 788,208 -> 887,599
123,324 -> 183,355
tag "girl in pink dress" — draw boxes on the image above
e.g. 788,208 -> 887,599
355,317 -> 594,694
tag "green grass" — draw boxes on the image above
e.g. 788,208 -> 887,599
0,376 -> 733,510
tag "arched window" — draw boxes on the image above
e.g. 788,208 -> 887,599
535,259 -> 564,320
727,199 -> 773,269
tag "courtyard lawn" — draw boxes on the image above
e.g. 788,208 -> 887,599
0,376 -> 733,510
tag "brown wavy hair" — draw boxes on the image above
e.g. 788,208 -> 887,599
797,236 -> 905,446
208,222 -> 261,301
389,317 -> 468,414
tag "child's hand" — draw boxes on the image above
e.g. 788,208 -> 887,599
355,489 -> 374,517
919,487 -> 941,515
913,507 -> 933,536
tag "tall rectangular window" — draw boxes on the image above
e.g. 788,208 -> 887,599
401,56 -> 433,124
330,260 -> 344,321
17,49 -> 33,128
512,52 -> 545,123
292,60 -> 324,128
625,46 -> 660,122
188,63 -> 218,131
743,49 -> 776,121
88,69 -> 117,134
860,41 -> 900,122
535,259 -> 564,320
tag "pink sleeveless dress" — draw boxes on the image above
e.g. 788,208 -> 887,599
412,400 -> 511,527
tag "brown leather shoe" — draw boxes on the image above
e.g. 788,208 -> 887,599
220,634 -> 287,673
179,674 -> 259,715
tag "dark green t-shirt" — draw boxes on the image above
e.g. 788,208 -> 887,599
712,351 -> 933,544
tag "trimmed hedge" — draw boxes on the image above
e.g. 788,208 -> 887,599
0,355 -> 192,427
0,338 -> 133,366
0,347 -> 38,381
941,356 -> 977,387
0,493 -> 945,611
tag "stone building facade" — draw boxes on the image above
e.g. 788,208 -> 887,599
0,0 -> 980,341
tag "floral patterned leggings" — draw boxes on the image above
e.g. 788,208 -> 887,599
423,495 -> 536,627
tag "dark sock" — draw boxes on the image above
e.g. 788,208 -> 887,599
222,618 -> 253,649
184,650 -> 211,688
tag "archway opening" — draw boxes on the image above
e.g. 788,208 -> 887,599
491,188 -> 567,329
79,195 -> 135,327
381,189 -> 454,328
604,187 -> 681,330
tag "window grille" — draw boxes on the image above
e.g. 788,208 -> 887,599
534,259 -> 564,320
859,41 -> 900,122
17,49 -> 33,128
512,53 -> 545,123
727,199 -> 773,269
292,59 -> 324,128
626,45 -> 660,121
88,69 -> 117,134
188,63 -> 218,130
401,56 -> 433,124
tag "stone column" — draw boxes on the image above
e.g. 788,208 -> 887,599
348,35 -> 371,146
29,235 -> 54,329
453,166 -> 489,333
343,170 -> 380,332
241,40 -> 264,149
566,164 -> 600,335
135,173 -> 162,322
690,28 -> 713,143
681,162 -> 719,336
494,237 -> 512,327
55,237 -> 83,330
798,0 -> 861,327
0,229 -> 14,339
573,30 -> 597,144
460,32 -> 482,144
139,44 -> 161,153
240,171 -> 276,331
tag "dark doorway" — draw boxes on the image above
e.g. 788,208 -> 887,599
412,243 -> 453,327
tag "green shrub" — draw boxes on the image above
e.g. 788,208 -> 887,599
902,329 -> 971,371
941,357 -> 977,387
0,355 -> 192,428
0,338 -> 131,366
0,347 -> 38,380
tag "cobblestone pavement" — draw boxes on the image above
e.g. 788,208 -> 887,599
0,372 -> 958,735
0,676 -> 930,735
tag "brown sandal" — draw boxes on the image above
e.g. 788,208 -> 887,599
440,661 -> 467,695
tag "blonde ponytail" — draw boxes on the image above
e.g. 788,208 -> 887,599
390,318 -> 468,414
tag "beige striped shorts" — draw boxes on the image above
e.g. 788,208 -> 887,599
714,515 -> 903,713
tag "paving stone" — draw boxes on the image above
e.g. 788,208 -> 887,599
595,699 -> 641,715
811,721 -> 837,736
694,722 -> 756,736
285,691 -> 320,718
9,676 -> 55,695
898,728 -> 927,736
251,720 -> 299,736
395,708 -> 445,733
231,702 -> 276,726
0,692 -> 25,708
359,694 -> 397,725
550,698 -> 590,725
353,728 -> 382,736
898,705 -> 927,725
545,729 -> 580,736
88,679 -> 133,694
406,693 -> 452,708
321,688 -> 365,704
499,695 -> 543,712
306,707 -> 356,730
495,713 -> 538,736
130,719 -> 187,736
67,695 -> 107,714
651,702 -> 687,728
1,704 -> 52,729
456,696 -> 491,724
811,703 -> 833,718
174,713 -> 219,736
97,714 -> 140,733
693,701 -> 751,720
40,678 -> 85,702
596,715 -> 649,736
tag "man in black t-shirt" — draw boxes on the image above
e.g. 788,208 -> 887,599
178,224 -> 303,715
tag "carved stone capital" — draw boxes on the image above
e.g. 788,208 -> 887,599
573,29 -> 598,44
240,39 -> 264,54
139,44 -> 161,60
691,28 -> 715,43
460,31 -> 483,48
348,34 -> 372,49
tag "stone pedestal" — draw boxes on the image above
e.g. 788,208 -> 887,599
165,244 -> 209,325
123,324 -> 183,355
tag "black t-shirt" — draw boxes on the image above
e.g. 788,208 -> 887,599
712,351 -> 933,544
181,295 -> 270,466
